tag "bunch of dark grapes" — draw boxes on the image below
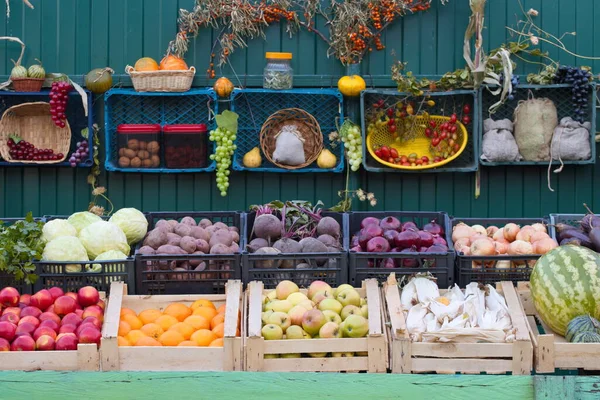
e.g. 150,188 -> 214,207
498,74 -> 520,101
553,66 -> 592,123
68,140 -> 89,167
49,81 -> 73,128
6,138 -> 63,161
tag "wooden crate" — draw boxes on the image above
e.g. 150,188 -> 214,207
101,280 -> 243,371
517,281 -> 600,373
243,279 -> 387,372
382,277 -> 532,374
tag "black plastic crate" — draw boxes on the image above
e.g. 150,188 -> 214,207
242,211 -> 348,288
451,217 -> 548,286
347,211 -> 454,288
135,212 -> 243,295
33,259 -> 135,294
549,214 -> 584,242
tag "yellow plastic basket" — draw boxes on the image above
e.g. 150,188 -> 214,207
366,114 -> 468,170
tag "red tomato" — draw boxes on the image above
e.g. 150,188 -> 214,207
450,125 -> 457,133
462,115 -> 471,125
421,156 -> 429,163
432,137 -> 441,146
463,104 -> 471,114
425,128 -> 433,138
390,148 -> 399,158
380,146 -> 391,159
429,121 -> 437,128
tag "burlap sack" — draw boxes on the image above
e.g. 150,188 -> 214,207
551,117 -> 592,161
513,97 -> 558,161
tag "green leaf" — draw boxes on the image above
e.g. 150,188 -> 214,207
216,110 -> 239,134
8,134 -> 22,144
81,127 -> 89,140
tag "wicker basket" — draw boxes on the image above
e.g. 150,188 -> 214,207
260,108 -> 324,170
125,66 -> 195,92
0,102 -> 71,164
11,77 -> 45,92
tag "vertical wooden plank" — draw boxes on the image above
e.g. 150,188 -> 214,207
4,170 -> 23,217
90,0 -> 109,69
226,172 -> 247,212
158,175 -> 177,211
75,0 -> 92,72
142,0 -> 163,60
470,168 -> 488,217
58,0 -> 76,75
452,175 -> 471,217
400,176 -> 420,211
193,174 -> 213,211
487,169 -> 506,218
142,175 -> 160,212
176,175 -> 194,211
366,173 -> 385,212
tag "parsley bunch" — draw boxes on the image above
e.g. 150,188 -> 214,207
0,213 -> 44,284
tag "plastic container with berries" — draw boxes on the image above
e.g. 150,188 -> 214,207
163,124 -> 208,169
117,124 -> 161,169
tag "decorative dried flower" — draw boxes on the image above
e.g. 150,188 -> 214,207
369,199 -> 377,207
356,188 -> 365,197
89,205 -> 105,216
530,35 -> 539,45
366,192 -> 375,201
527,8 -> 539,17
329,131 -> 340,142
92,186 -> 107,196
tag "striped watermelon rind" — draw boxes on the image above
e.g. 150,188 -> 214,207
571,331 -> 600,343
530,245 -> 600,336
565,315 -> 600,342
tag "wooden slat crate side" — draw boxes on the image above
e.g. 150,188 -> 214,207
0,343 -> 99,372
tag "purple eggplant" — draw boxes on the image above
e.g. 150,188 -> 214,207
560,229 -> 594,249
589,227 -> 600,252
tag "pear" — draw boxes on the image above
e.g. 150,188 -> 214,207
243,147 -> 262,168
317,149 -> 337,169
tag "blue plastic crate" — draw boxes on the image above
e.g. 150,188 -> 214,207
104,88 -> 218,173
0,90 -> 94,167
360,89 -> 480,173
479,82 -> 597,166
230,88 -> 345,173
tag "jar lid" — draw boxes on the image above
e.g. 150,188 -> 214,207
163,124 -> 208,134
266,52 -> 292,60
117,124 -> 161,134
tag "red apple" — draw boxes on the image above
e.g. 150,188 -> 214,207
59,324 -> 77,334
15,322 -> 36,336
11,335 -> 35,351
55,333 -> 78,350
39,312 -> 61,326
0,313 -> 19,325
48,287 -> 64,301
56,332 -> 76,341
82,316 -> 102,331
0,337 -> 10,351
76,323 -> 97,337
33,326 -> 57,341
20,294 -> 31,306
18,302 -> 27,310
74,303 -> 82,311
75,309 -> 83,318
0,321 -> 16,341
2,306 -> 21,317
36,335 -> 55,351
18,316 -> 40,329
54,296 -> 77,317
61,313 -> 82,327
21,306 -> 42,319
78,327 -> 101,347
0,287 -> 20,307
40,319 -> 60,333
82,306 -> 104,323
45,305 -> 55,314
30,290 -> 53,311
77,287 -> 100,308
14,331 -> 31,339
96,300 -> 105,311
65,292 -> 78,301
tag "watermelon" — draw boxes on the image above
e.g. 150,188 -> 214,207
530,245 -> 600,336
571,331 -> 600,343
10,65 -> 27,79
27,64 -> 46,79
565,315 -> 600,342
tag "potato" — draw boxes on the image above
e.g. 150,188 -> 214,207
155,220 -> 174,233
166,233 -> 181,246
142,159 -> 153,168
189,251 -> 205,267
123,148 -> 136,159
230,231 -> 240,244
171,267 -> 188,281
156,245 -> 187,255
138,150 -> 150,160
180,236 -> 197,254
209,229 -> 233,248
137,245 -> 156,255
195,239 -> 210,253
128,139 -> 140,150
148,141 -> 160,154
177,261 -> 190,270
167,220 -> 178,228
190,226 -> 210,242
130,157 -> 142,168
180,216 -> 197,226
205,225 -> 219,236
209,243 -> 233,255
213,222 -> 229,230
143,228 -> 168,250
174,223 -> 192,237
198,219 -> 212,228
118,157 -> 131,168
228,226 -> 239,234
229,242 -> 240,253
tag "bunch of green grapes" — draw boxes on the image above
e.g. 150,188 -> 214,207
340,122 -> 363,171
209,127 -> 237,196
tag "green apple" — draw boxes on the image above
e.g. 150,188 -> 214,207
276,280 -> 299,300
308,352 -> 328,358
281,353 -> 301,358
262,294 -> 268,305
262,324 -> 284,340
360,298 -> 367,306
267,311 -> 291,332
286,325 -> 309,340
340,305 -> 361,321
332,352 -> 354,357
262,310 -> 274,325
341,315 -> 369,338
287,305 -> 309,326
319,322 -> 342,338
336,288 -> 361,307
297,299 -> 315,310
360,304 -> 369,318
322,310 -> 342,325
318,298 -> 343,315
264,354 -> 279,359
307,281 -> 332,300
312,290 -> 334,305
267,290 -> 277,302
265,300 -> 293,313
302,309 -> 327,336
302,330 -> 311,339
333,284 -> 354,297
287,292 -> 308,305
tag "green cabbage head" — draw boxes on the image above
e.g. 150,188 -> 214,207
67,211 -> 103,234
79,221 -> 130,259
87,250 -> 129,274
108,208 -> 148,245
42,236 -> 89,273
42,219 -> 77,242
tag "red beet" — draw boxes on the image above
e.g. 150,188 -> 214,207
401,222 -> 418,232
432,235 -> 447,246
423,220 -> 444,236
383,230 -> 399,247
380,217 -> 401,231
361,217 -> 381,229
359,225 -> 384,249
395,230 -> 421,249
367,237 -> 390,253
418,231 -> 434,248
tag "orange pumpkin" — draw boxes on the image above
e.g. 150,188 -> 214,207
159,55 -> 188,71
134,57 -> 160,72
213,77 -> 234,98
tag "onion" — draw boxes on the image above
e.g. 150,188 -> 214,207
503,223 -> 520,242
462,247 -> 471,256
492,228 -> 505,241
432,235 -> 447,246
470,233 -> 488,244
494,240 -> 509,255
366,237 -> 390,253
454,237 -> 470,252
360,217 -> 380,229
470,238 -> 496,257
531,223 -> 547,234
380,216 -> 401,231
486,225 -> 499,237
507,240 -> 533,255
359,225 -> 383,249
395,230 -> 421,249
418,231 -> 434,247
383,230 -> 399,247
532,238 -> 558,255
516,226 -> 536,242
471,224 -> 487,236
452,223 -> 475,243
401,222 -> 418,232
495,260 -> 511,269
530,231 -> 550,243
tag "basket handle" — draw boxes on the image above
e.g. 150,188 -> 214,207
125,65 -> 135,75
0,36 -> 26,67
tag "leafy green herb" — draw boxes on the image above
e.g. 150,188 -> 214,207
0,212 -> 44,284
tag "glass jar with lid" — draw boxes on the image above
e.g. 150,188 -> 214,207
263,52 -> 293,90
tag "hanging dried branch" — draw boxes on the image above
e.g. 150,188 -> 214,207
4,0 -> 34,18
463,0 -> 486,89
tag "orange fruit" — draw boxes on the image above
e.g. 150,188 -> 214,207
212,322 -> 225,338
117,336 -> 130,346
209,338 -> 224,347
216,304 -> 226,314
178,340 -> 198,347
169,322 -> 195,340
184,315 -> 210,331
191,329 -> 217,347
138,309 -> 162,325
155,315 -> 179,331
135,336 -> 162,347
118,320 -> 132,337
122,314 -> 143,330
134,57 -> 160,72
120,308 -> 136,318
125,330 -> 147,346
159,330 -> 185,347
140,323 -> 164,339
191,299 -> 216,310
193,307 -> 217,322
164,303 -> 192,322
210,313 -> 225,330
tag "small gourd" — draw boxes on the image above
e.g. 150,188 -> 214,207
10,59 -> 27,79
27,59 -> 46,79
337,75 -> 366,97
159,55 -> 188,71
213,77 -> 234,99
85,68 -> 114,94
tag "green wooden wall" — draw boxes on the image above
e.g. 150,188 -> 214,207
0,0 -> 599,218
